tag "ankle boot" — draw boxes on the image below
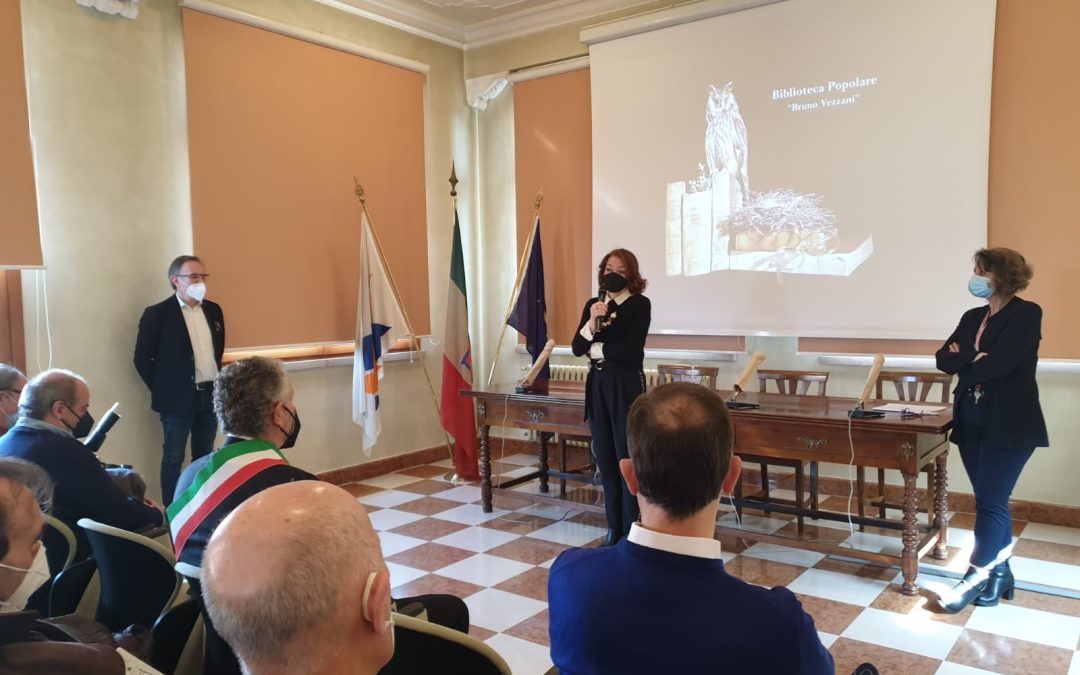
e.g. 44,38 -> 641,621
938,568 -> 989,614
975,560 -> 1015,607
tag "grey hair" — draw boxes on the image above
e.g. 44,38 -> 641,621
168,255 -> 202,290
0,458 -> 54,560
0,364 -> 25,392
203,497 -> 384,671
19,369 -> 86,421
213,357 -> 289,439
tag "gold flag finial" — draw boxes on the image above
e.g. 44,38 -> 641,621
449,163 -> 458,197
534,187 -> 544,210
353,178 -> 366,205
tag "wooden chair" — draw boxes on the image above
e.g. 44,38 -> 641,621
857,371 -> 953,526
656,364 -> 719,388
736,370 -> 830,533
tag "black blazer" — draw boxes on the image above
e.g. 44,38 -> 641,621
571,294 -> 651,370
935,297 -> 1048,449
134,296 -> 225,414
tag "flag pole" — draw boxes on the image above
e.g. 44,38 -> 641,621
486,187 -> 543,386
353,179 -> 455,465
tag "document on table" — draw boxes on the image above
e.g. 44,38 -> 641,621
118,648 -> 165,675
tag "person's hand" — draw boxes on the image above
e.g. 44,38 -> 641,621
948,342 -> 960,353
145,498 -> 162,511
589,301 -> 609,321
974,352 -> 988,362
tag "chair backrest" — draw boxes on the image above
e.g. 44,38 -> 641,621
875,370 -> 953,403
43,514 -> 78,573
152,599 -> 205,675
176,563 -> 242,675
48,557 -> 98,618
757,369 -> 829,396
656,364 -> 719,388
77,518 -> 182,632
381,612 -> 512,675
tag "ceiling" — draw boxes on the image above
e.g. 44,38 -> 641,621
316,0 -> 656,48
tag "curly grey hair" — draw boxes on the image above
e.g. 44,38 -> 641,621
213,357 -> 289,438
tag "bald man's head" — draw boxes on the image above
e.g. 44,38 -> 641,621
203,481 -> 393,675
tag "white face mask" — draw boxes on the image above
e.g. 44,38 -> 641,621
185,282 -> 207,303
0,545 -> 50,613
362,571 -> 395,650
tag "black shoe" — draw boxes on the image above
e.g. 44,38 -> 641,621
603,529 -> 622,547
851,664 -> 879,675
975,560 -> 1015,607
937,568 -> 989,614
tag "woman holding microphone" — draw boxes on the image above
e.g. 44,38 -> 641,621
572,249 -> 651,546
935,248 -> 1048,613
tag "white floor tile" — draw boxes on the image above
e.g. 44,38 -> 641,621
387,562 -> 426,589
484,631 -> 553,673
527,520 -> 606,547
499,453 -> 541,466
1069,651 -> 1080,675
431,485 -> 482,503
787,568 -> 890,606
742,543 -> 825,568
433,526 -> 520,553
1020,523 -> 1080,547
966,603 -> 1080,651
717,512 -> 792,534
433,503 -> 509,526
817,631 -> 838,648
465,588 -> 546,632
539,557 -> 557,569
1012,556 -> 1080,592
839,531 -> 903,556
941,527 -> 976,554
513,503 -> 579,520
842,607 -> 963,660
368,509 -> 425,531
358,473 -> 422,489
357,490 -> 422,509
377,532 -> 426,557
936,662 -> 1002,675
436,553 -> 534,587
500,465 -> 542,479
720,550 -> 738,564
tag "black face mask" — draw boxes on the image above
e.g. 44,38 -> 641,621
62,403 -> 94,439
276,407 -> 301,450
602,272 -> 628,294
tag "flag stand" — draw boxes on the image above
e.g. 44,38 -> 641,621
486,188 -> 544,386
353,179 -> 457,471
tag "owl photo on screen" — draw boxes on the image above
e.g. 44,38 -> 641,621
705,82 -> 750,203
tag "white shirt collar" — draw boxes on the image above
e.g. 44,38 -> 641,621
610,288 -> 632,305
176,292 -> 201,309
627,522 -> 724,560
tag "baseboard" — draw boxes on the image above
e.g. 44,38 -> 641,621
317,444 -> 453,484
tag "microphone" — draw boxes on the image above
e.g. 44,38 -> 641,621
517,339 -> 557,393
84,402 -> 121,453
850,353 -> 886,418
728,350 -> 765,410
594,286 -> 608,333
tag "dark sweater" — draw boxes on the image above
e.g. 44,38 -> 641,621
548,539 -> 834,675
571,293 -> 651,371
936,297 -> 1048,449
0,425 -> 163,533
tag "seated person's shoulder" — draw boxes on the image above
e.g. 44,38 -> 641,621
550,544 -> 612,575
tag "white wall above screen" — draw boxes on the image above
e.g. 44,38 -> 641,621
589,0 -> 995,339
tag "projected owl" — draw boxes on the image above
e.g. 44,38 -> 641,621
705,82 -> 750,203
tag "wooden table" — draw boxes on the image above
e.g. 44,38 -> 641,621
464,382 -> 952,595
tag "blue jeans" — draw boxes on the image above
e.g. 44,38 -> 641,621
957,394 -> 1035,568
160,389 -> 218,506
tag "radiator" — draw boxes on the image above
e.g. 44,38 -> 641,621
549,363 -> 660,386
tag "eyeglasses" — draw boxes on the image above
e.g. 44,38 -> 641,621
1,388 -> 21,397
176,274 -> 210,282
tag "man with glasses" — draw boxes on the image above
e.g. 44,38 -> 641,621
0,365 -> 27,437
134,255 -> 226,506
0,370 -> 164,534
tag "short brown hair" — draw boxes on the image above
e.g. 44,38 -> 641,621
974,247 -> 1033,296
598,248 -> 648,295
626,383 -> 733,519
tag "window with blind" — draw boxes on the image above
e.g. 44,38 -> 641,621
181,8 -> 429,350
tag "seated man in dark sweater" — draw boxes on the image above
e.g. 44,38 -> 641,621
0,370 -> 163,534
170,356 -> 468,675
548,382 -> 837,675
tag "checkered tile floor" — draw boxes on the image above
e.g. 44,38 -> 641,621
342,455 -> 1080,675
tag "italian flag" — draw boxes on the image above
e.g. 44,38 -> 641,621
440,210 -> 479,479
166,438 -> 288,556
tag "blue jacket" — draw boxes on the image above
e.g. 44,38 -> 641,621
549,539 -> 834,675
0,424 -> 163,533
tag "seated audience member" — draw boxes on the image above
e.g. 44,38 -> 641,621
0,457 -> 155,674
0,370 -> 163,534
548,383 -> 836,675
0,365 -> 27,437
172,356 -> 468,675
202,481 -> 394,675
